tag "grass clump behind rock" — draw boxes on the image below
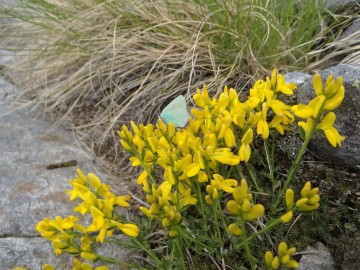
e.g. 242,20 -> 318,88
0,0 -> 358,173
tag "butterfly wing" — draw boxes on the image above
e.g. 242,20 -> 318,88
160,95 -> 189,127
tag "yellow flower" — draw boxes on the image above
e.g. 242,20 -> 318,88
309,95 -> 326,119
80,251 -> 99,261
239,128 -> 253,162
272,69 -> 297,95
215,174 -> 237,192
227,179 -> 265,221
239,143 -> 251,162
168,230 -> 178,238
228,223 -> 242,236
264,251 -> 274,268
280,211 -> 293,223
211,148 -> 240,165
256,103 -> 270,139
72,259 -> 109,270
178,187 -> 198,207
298,118 -> 315,140
291,104 -> 313,118
185,162 -> 201,177
193,84 -> 210,108
312,73 -> 345,111
313,72 -> 323,96
224,127 -> 236,147
316,112 -> 345,147
323,84 -> 344,111
265,242 -> 299,269
296,181 -> 320,211
285,189 -> 294,210
110,220 -> 139,237
269,99 -> 291,116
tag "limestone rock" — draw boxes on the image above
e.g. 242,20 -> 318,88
298,242 -> 336,270
0,76 -> 131,267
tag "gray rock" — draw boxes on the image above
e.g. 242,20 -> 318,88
0,76 -> 132,268
298,242 -> 336,270
284,72 -> 312,87
296,64 -> 360,171
0,236 -> 129,269
0,0 -> 16,7
340,19 -> 360,39
0,49 -> 17,67
325,0 -> 360,10
0,237 -> 73,270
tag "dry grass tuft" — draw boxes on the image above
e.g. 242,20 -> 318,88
0,0 -> 359,176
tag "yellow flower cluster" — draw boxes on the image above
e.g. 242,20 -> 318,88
280,181 -> 320,223
67,169 -> 139,242
36,169 -> 139,259
72,259 -> 109,270
265,242 -> 299,269
36,215 -> 87,256
119,69 -> 296,234
205,174 -> 238,205
291,73 -> 345,147
227,179 -> 265,236
13,260 -> 109,270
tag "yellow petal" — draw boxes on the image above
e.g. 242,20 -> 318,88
291,104 -> 314,118
308,95 -> 326,118
121,223 -> 139,237
265,251 -> 274,267
323,86 -> 345,110
285,189 -> 294,210
224,128 -> 236,147
313,72 -> 323,96
137,170 -> 148,185
272,256 -> 280,269
228,223 -> 242,236
245,204 -> 265,221
324,127 -> 345,147
316,112 -> 336,130
278,242 -> 288,255
185,163 -> 201,177
226,200 -> 241,216
280,211 -> 293,223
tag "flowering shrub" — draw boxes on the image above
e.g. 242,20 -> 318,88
34,69 -> 345,269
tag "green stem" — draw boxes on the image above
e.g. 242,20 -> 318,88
273,135 -> 311,209
195,182 -> 208,231
216,198 -> 229,240
175,237 -> 186,269
264,139 -> 275,184
213,202 -> 223,246
176,227 -> 211,250
98,254 -> 147,269
240,220 -> 255,270
131,238 -> 162,265
235,164 -> 245,179
245,219 -> 282,244
245,163 -> 260,192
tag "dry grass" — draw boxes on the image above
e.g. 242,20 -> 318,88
0,0 -> 359,176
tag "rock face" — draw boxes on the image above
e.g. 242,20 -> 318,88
0,76 -> 128,268
298,242 -> 336,270
325,0 -> 360,10
296,64 -> 360,171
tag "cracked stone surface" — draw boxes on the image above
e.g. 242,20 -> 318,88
0,77 -> 129,268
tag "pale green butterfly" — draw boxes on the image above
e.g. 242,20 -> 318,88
160,95 -> 190,127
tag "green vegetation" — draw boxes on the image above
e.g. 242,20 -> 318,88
0,0 -> 357,155
1,1 -> 359,269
